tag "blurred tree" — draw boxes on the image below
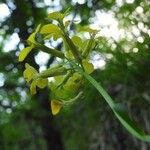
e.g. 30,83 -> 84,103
0,0 -> 64,150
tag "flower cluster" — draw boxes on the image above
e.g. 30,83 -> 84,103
19,10 -> 98,115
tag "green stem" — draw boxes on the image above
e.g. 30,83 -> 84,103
59,22 -> 82,64
56,71 -> 72,89
76,66 -> 115,108
38,66 -> 67,78
82,34 -> 95,58
61,91 -> 83,106
31,41 -> 65,59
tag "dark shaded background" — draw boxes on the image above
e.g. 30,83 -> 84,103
0,0 -> 150,149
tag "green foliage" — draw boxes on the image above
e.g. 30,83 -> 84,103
40,24 -> 62,40
82,59 -> 94,74
47,12 -> 65,20
19,46 -> 33,62
1,0 -> 150,149
19,9 -> 150,142
23,63 -> 48,95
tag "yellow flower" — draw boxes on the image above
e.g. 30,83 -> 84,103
51,100 -> 63,115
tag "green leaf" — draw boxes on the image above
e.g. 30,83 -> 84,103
47,12 -> 64,20
64,20 -> 71,28
68,72 -> 82,83
23,63 -> 38,82
62,33 -> 82,63
30,78 -> 48,95
27,33 -> 36,43
40,24 -> 61,34
63,73 -> 82,92
35,24 -> 41,33
36,78 -> 48,88
56,71 -> 72,89
19,46 -> 33,62
65,50 -> 74,59
30,80 -> 37,95
113,106 -> 145,139
71,61 -> 150,142
62,36 -> 69,50
78,26 -> 99,34
71,36 -> 82,48
39,66 -> 67,78
82,37 -> 96,58
27,24 -> 41,44
43,34 -> 53,40
40,24 -> 62,40
82,59 -> 94,74
28,41 -> 65,59
54,88 -> 75,100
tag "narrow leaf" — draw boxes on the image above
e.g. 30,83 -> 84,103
30,80 -> 37,95
72,61 -> 150,142
19,46 -> 33,62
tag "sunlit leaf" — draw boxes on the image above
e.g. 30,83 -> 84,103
69,73 -> 82,83
53,32 -> 61,41
27,24 -> 41,43
23,63 -> 38,82
30,78 -> 48,95
30,80 -> 37,95
63,81 -> 77,91
19,46 -> 33,62
40,24 -> 62,40
54,75 -> 64,82
55,88 -> 74,100
82,38 -> 96,57
43,34 -> 53,40
82,59 -> 94,74
36,78 -> 48,88
35,24 -> 41,33
51,100 -> 63,115
71,36 -> 82,48
64,20 -> 71,28
63,73 -> 82,92
40,24 -> 60,34
27,33 -> 36,43
65,50 -> 74,59
78,26 -> 99,34
47,12 -> 64,20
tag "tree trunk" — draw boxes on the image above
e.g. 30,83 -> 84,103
11,0 -> 65,149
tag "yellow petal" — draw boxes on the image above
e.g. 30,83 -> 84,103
51,100 -> 62,115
